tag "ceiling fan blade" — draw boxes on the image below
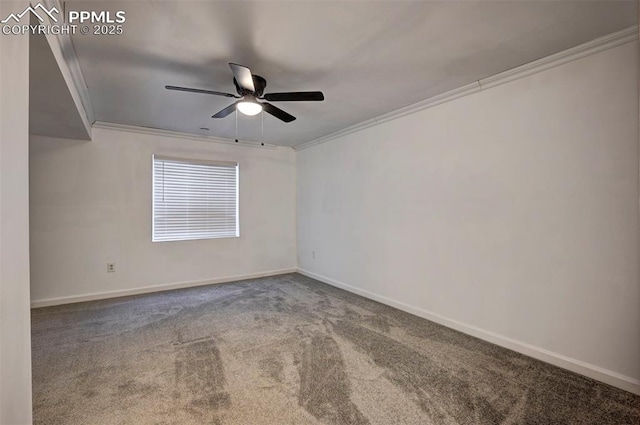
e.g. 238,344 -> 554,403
262,102 -> 296,123
165,85 -> 238,98
263,91 -> 324,102
212,101 -> 239,118
229,63 -> 255,92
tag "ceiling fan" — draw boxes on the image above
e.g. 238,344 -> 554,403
166,63 -> 324,123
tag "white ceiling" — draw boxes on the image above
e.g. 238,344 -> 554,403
68,0 -> 638,147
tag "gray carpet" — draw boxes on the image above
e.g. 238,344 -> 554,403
31,273 -> 639,424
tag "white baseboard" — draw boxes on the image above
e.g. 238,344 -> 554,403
30,268 -> 297,308
296,268 -> 640,396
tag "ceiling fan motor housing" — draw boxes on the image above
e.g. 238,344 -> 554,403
167,63 -> 324,123
234,75 -> 267,97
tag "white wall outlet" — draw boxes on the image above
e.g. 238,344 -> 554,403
107,263 -> 116,273
312,251 -> 316,259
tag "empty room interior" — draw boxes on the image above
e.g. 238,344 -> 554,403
1,0 -> 640,424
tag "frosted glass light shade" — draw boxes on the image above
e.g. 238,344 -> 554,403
237,101 -> 262,116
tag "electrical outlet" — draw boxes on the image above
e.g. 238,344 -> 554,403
107,263 -> 116,273
312,251 -> 316,260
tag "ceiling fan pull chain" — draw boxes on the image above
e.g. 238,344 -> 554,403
235,109 -> 239,142
261,110 -> 265,146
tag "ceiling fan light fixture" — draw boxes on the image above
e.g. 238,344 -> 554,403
168,63 -> 323,123
237,100 -> 262,116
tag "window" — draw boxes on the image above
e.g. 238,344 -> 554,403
152,155 -> 239,242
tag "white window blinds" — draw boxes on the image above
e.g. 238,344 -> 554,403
152,155 -> 239,242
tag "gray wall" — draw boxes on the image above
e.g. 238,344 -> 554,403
0,1 -> 33,423
30,127 -> 297,304
297,41 -> 639,393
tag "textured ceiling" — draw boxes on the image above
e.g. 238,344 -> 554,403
67,0 -> 638,146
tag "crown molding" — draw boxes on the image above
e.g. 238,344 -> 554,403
92,121 -> 281,149
43,0 -> 95,126
296,81 -> 483,152
295,25 -> 638,151
479,25 -> 638,90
